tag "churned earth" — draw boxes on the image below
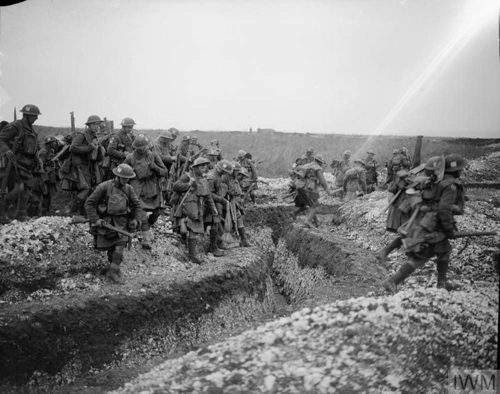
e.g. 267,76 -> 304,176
0,153 -> 498,393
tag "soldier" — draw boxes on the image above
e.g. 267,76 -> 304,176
209,139 -> 223,161
236,150 -> 258,204
382,153 -> 466,293
293,154 -> 332,227
35,136 -> 63,215
364,151 -> 378,193
207,159 -> 234,254
105,117 -> 136,178
154,131 -> 177,204
387,148 -> 411,186
400,147 -> 412,169
376,156 -> 444,264
64,115 -> 105,215
206,149 -> 222,169
123,134 -> 167,249
168,127 -> 180,143
85,163 -> 143,283
343,158 -> 367,201
333,150 -> 352,199
227,162 -> 251,247
172,157 -> 222,264
295,147 -> 315,166
0,104 -> 42,221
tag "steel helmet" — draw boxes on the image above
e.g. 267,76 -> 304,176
20,104 -> 41,116
217,160 -> 234,174
191,157 -> 210,168
168,128 -> 179,136
158,131 -> 174,141
314,154 -> 326,164
207,148 -> 220,156
392,149 -> 399,154
444,153 -> 467,172
237,150 -> 247,159
353,158 -> 365,166
367,151 -> 375,155
132,134 -> 150,149
182,135 -> 191,142
85,115 -> 102,125
121,117 -> 136,126
44,136 -> 58,144
112,163 -> 136,179
232,161 -> 241,172
239,167 -> 249,177
343,150 -> 351,157
210,139 -> 219,145
306,147 -> 314,154
424,156 -> 442,171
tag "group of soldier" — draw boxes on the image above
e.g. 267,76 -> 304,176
0,105 -> 485,291
288,145 -> 475,292
0,105 -> 259,283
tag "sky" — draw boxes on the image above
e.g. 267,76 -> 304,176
0,0 -> 499,137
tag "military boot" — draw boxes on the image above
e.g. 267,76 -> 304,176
381,263 -> 415,294
187,237 -> 203,264
140,230 -> 153,250
208,229 -> 225,257
376,237 -> 402,264
238,227 -> 251,247
106,263 -> 123,284
436,259 -> 458,291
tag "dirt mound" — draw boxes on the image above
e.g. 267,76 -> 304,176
112,288 -> 497,394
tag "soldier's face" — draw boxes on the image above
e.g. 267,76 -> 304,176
26,114 -> 38,125
123,125 -> 133,133
117,176 -> 129,185
89,123 -> 100,133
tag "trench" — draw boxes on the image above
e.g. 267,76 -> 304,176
0,204 -> 386,393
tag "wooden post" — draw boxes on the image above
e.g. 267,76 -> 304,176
13,107 -> 16,121
70,112 -> 75,133
412,135 -> 423,168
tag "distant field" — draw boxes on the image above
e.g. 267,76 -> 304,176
36,126 -> 500,177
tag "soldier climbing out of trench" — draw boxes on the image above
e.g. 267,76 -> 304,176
85,163 -> 143,284
172,157 -> 222,264
381,153 -> 467,293
292,154 -> 332,228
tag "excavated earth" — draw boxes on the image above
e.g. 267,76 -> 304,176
0,153 -> 498,393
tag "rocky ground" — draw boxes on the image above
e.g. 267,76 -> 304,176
0,153 -> 498,393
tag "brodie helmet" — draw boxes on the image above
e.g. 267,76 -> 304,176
132,134 -> 149,149
121,117 -> 136,126
444,153 -> 467,173
191,157 -> 210,167
85,115 -> 102,125
112,163 -> 136,179
20,104 -> 41,116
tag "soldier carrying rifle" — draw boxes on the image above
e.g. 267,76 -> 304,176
381,153 -> 495,293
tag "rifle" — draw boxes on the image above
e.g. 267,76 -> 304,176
152,145 -> 165,208
70,216 -> 136,249
229,198 -> 239,238
173,174 -> 194,217
402,231 -> 497,250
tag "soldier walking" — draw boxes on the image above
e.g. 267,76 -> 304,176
85,163 -> 143,283
172,157 -> 222,264
343,158 -> 367,201
333,150 -> 352,199
293,154 -> 332,227
364,151 -> 378,193
105,117 -> 135,179
123,134 -> 167,249
0,104 -> 42,222
35,136 -> 63,215
382,154 -> 466,293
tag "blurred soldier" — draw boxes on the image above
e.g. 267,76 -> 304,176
172,157 -> 221,264
65,115 -> 105,215
333,150 -> 352,199
227,162 -> 251,247
154,131 -> 177,204
209,139 -> 223,161
188,136 -> 203,157
105,117 -> 135,179
207,159 -> 234,254
400,147 -> 412,169
206,149 -> 222,169
343,158 -> 367,201
123,134 -> 168,249
295,147 -> 315,166
382,154 -> 466,293
34,136 -> 63,215
387,148 -> 411,186
168,127 -> 180,143
364,151 -> 378,193
377,156 -> 444,264
85,163 -> 143,283
0,104 -> 42,222
236,150 -> 258,204
293,154 -> 332,227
